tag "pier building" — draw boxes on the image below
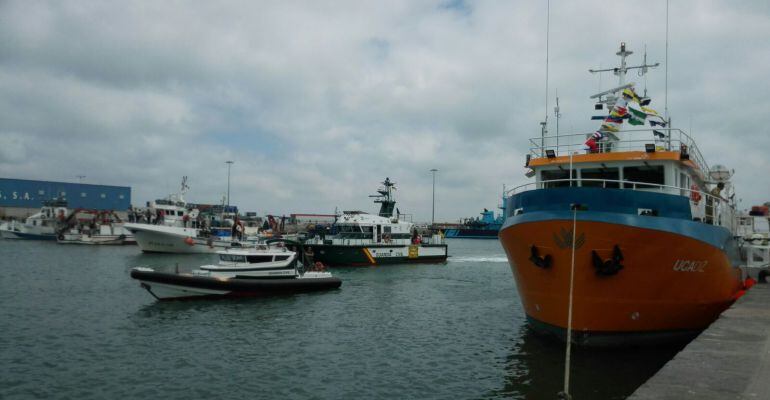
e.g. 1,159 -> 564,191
0,178 -> 131,219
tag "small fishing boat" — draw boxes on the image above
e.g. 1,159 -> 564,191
57,232 -> 129,245
56,209 -> 136,245
0,199 -> 69,240
130,239 -> 342,300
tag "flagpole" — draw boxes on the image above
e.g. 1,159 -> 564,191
664,0 -> 671,123
542,0 -> 550,156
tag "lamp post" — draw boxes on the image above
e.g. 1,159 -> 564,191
225,161 -> 234,208
430,168 -> 438,226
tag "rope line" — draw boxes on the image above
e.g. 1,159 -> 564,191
559,205 -> 578,400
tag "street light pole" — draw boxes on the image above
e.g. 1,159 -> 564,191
225,161 -> 234,208
430,168 -> 438,226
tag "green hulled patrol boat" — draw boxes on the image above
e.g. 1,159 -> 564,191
302,178 -> 448,267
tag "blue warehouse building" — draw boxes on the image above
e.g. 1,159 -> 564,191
0,178 -> 131,218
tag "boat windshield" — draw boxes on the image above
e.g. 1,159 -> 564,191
246,255 -> 274,263
337,224 -> 372,239
220,254 -> 246,262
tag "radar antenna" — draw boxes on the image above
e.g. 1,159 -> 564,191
588,42 -> 660,105
368,177 -> 397,218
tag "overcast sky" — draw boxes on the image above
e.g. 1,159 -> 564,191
1,1 -> 768,222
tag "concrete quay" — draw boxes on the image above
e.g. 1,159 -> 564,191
629,283 -> 770,399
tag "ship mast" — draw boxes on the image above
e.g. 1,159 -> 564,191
369,177 -> 397,218
589,42 -> 659,106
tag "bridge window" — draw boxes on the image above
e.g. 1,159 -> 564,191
274,255 -> 290,261
541,169 -> 575,188
580,168 -> 620,188
623,166 -> 665,189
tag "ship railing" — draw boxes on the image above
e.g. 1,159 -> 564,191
303,237 -> 411,246
303,236 -> 445,246
505,178 -> 736,230
528,128 -> 709,175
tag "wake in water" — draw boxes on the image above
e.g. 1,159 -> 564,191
449,256 -> 508,263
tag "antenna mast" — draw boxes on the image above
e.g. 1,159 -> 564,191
541,0 -> 550,157
663,0 -> 671,122
589,43 -> 659,104
554,91 -> 561,150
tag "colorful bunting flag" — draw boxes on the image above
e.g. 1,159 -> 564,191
585,137 -> 598,152
627,103 -> 647,126
622,88 -> 641,103
601,123 -> 621,132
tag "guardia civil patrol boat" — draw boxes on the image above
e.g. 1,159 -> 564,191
302,178 -> 448,266
500,43 -> 744,346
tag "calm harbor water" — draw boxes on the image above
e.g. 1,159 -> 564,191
0,239 -> 683,399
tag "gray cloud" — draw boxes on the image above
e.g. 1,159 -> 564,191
1,0 -> 768,221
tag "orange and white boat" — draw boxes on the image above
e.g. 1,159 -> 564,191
499,43 -> 744,346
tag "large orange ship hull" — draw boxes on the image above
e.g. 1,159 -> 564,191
500,215 -> 743,346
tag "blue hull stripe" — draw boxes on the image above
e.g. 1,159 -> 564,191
502,210 -> 732,251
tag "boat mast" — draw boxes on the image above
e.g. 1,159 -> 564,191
589,43 -> 659,105
663,0 -> 671,122
369,178 -> 397,218
541,0 -> 550,157
554,91 -> 561,149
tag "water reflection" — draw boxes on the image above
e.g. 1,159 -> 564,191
490,324 -> 686,399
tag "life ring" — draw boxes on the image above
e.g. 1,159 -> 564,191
690,184 -> 702,203
57,234 -> 65,241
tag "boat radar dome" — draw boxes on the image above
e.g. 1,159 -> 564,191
709,165 -> 733,182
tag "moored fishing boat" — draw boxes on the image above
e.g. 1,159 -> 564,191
56,209 -> 135,245
58,232 -> 128,245
124,177 -> 257,253
302,178 -> 448,266
0,199 -> 69,240
130,239 -> 341,300
499,43 -> 744,346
